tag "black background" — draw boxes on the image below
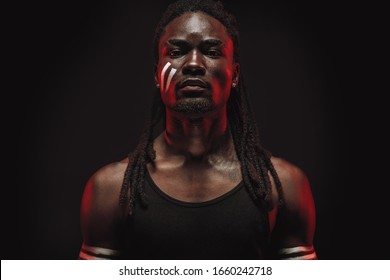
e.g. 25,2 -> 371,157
3,0 -> 387,260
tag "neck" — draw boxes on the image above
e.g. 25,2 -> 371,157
164,107 -> 231,159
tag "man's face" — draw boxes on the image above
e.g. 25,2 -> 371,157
157,12 -> 238,116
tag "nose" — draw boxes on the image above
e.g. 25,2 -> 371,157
182,49 -> 206,76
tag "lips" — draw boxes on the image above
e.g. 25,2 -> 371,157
179,79 -> 208,89
177,79 -> 210,98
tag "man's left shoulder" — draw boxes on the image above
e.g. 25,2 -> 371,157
268,157 -> 317,259
270,156 -> 313,209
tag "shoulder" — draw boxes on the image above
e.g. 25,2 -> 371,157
271,157 -> 313,209
269,156 -> 316,256
79,158 -> 130,253
81,158 -> 129,216
80,158 -> 129,243
85,159 -> 128,200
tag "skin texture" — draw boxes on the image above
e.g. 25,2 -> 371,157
80,11 -> 316,259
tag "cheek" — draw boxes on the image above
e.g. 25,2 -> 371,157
213,62 -> 233,85
210,65 -> 233,100
160,84 -> 176,107
161,90 -> 175,107
158,62 -> 177,105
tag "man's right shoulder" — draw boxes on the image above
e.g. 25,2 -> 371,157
80,158 -> 130,247
85,158 -> 129,199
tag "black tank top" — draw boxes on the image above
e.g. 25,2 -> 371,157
123,171 -> 270,259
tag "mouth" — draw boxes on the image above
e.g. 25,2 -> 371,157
178,79 -> 209,97
179,78 -> 208,88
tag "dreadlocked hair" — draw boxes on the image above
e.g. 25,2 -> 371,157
119,0 -> 284,214
227,74 -> 284,210
119,90 -> 165,215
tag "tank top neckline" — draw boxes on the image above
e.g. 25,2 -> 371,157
145,169 -> 244,208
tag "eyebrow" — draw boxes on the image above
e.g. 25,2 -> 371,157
167,38 -> 224,47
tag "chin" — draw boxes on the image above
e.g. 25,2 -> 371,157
172,99 -> 214,114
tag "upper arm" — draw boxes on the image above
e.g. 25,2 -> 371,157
269,158 -> 317,259
79,163 -> 126,259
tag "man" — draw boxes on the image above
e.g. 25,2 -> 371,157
79,0 -> 316,260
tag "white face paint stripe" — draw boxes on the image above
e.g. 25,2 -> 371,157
278,245 -> 314,255
160,62 -> 171,92
165,67 -> 177,92
281,252 -> 317,260
81,243 -> 121,256
79,251 -> 112,260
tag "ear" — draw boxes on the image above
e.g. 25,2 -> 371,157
232,63 -> 240,87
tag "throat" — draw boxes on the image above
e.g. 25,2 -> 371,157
164,109 -> 229,158
164,127 -> 232,160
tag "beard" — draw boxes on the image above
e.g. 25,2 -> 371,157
172,97 -> 213,114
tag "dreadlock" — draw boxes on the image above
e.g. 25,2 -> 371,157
119,0 -> 284,214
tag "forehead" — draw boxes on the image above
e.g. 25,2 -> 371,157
161,12 -> 230,42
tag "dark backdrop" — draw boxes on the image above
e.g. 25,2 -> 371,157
4,0 -> 387,260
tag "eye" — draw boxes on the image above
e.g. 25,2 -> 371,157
168,49 -> 183,58
206,49 -> 222,58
